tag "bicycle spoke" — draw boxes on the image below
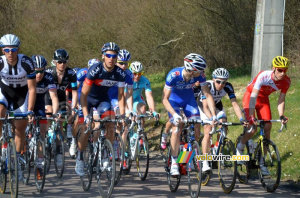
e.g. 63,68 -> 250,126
34,139 -> 46,192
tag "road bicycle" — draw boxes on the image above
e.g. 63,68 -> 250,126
235,119 -> 285,192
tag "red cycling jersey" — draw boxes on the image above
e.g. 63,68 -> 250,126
243,70 -> 291,120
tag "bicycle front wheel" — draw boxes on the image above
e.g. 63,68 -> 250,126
258,139 -> 281,192
96,139 -> 115,198
34,138 -> 46,193
123,133 -> 132,175
20,139 -> 31,185
218,138 -> 237,194
166,145 -> 180,192
80,140 -> 93,191
187,141 -> 202,198
114,133 -> 124,186
8,138 -> 18,198
136,134 -> 149,181
235,135 -> 250,184
54,133 -> 65,178
198,135 -> 212,186
0,140 -> 7,194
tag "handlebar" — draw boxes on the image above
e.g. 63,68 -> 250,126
247,119 -> 287,133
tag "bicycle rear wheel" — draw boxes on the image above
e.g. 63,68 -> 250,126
187,141 -> 201,198
34,138 -> 46,193
54,133 -> 65,178
235,135 -> 250,184
0,140 -> 7,194
257,139 -> 281,192
198,135 -> 212,186
114,133 -> 124,185
123,133 -> 132,175
218,138 -> 236,194
136,134 -> 149,181
8,138 -> 18,198
80,141 -> 93,191
96,139 -> 115,198
166,145 -> 180,192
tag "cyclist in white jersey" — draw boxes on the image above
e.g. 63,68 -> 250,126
0,34 -> 36,180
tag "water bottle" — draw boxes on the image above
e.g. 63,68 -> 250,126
130,133 -> 137,156
248,139 -> 254,154
48,128 -> 54,143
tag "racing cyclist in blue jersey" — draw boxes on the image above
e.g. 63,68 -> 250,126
162,53 -> 217,176
76,42 -> 126,176
0,34 -> 36,180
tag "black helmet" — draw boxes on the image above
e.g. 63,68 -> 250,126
53,49 -> 69,61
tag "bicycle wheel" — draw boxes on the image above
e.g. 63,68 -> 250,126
0,140 -> 7,194
20,139 -> 31,185
235,135 -> 250,184
218,138 -> 237,194
187,141 -> 201,198
8,138 -> 18,198
160,123 -> 170,163
198,135 -> 212,186
96,139 -> 115,198
80,140 -> 93,191
166,145 -> 180,192
257,139 -> 281,192
136,134 -> 149,181
114,133 -> 124,186
123,133 -> 132,175
34,138 -> 46,193
54,133 -> 65,178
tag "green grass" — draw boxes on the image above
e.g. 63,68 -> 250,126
147,71 -> 300,182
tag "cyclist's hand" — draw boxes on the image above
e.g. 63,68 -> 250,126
171,113 -> 182,126
53,112 -> 61,122
280,115 -> 288,124
239,117 -> 248,127
84,115 -> 92,127
152,111 -> 160,121
27,111 -> 35,123
248,116 -> 257,125
210,116 -> 218,126
72,108 -> 78,116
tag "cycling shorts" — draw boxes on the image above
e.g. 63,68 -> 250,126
88,96 -> 115,119
168,97 -> 200,119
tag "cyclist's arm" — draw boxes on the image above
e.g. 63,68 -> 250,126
49,89 -> 59,114
145,90 -> 156,112
230,97 -> 244,120
201,84 -> 216,117
80,83 -> 92,117
126,87 -> 133,112
249,88 -> 259,117
201,98 -> 213,119
277,92 -> 286,118
162,87 -> 175,116
27,79 -> 36,111
118,87 -> 126,116
71,89 -> 78,109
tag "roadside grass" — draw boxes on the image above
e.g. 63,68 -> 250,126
144,71 -> 300,182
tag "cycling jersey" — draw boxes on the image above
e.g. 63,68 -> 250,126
0,54 -> 35,116
76,68 -> 88,119
243,70 -> 291,120
164,67 -> 206,119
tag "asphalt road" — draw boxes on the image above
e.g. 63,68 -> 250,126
1,152 -> 299,198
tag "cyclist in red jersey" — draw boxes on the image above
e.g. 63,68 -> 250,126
236,56 -> 290,176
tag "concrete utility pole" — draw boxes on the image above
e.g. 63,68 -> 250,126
251,0 -> 286,78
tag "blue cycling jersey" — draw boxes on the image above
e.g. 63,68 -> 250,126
77,68 -> 88,99
132,75 -> 152,101
109,68 -> 133,100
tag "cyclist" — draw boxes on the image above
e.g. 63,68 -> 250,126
236,56 -> 290,176
76,42 -> 126,176
32,54 -> 59,179
69,59 -> 100,158
108,49 -> 134,161
0,34 -> 36,180
162,53 -> 217,176
198,68 -> 245,172
45,49 -> 78,165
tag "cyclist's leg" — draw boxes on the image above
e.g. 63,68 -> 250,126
96,101 -> 115,144
135,100 -> 146,127
44,92 -> 53,129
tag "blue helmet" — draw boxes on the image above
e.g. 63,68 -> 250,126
88,58 -> 100,68
101,42 -> 120,54
31,55 -> 47,68
118,49 -> 131,61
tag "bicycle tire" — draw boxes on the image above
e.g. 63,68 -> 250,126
235,135 -> 250,184
136,134 -> 149,181
8,138 -> 18,198
34,138 -> 46,193
123,132 -> 132,175
218,138 -> 237,194
257,139 -> 281,192
0,140 -> 7,194
114,133 -> 124,186
96,138 -> 115,198
198,135 -> 212,186
80,139 -> 93,192
54,133 -> 65,178
21,137 -> 31,185
166,144 -> 180,192
187,141 -> 202,198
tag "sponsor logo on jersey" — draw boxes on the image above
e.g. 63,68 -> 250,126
116,67 -> 126,78
68,69 -> 75,75
97,79 -> 118,87
22,58 -> 34,70
90,66 -> 100,77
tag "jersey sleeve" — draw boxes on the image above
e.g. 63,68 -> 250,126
125,70 -> 133,89
22,56 -> 36,79
252,71 -> 266,90
224,82 -> 236,99
68,68 -> 78,90
164,70 -> 180,90
280,77 -> 291,94
200,82 -> 211,100
144,77 -> 152,92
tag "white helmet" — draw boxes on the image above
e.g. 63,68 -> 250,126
212,68 -> 229,79
0,34 -> 20,47
184,53 -> 207,72
130,61 -> 143,73
88,58 -> 100,68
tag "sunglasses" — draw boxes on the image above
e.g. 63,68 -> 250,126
3,48 -> 18,53
117,61 -> 128,65
216,80 -> 227,85
277,68 -> 287,73
57,60 -> 68,64
35,70 -> 45,74
133,72 -> 142,76
105,53 -> 117,59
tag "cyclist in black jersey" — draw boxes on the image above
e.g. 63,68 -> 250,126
0,34 -> 36,180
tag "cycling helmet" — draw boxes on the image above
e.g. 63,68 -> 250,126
130,61 -> 144,73
51,60 -> 56,67
118,49 -> 131,61
184,53 -> 207,72
272,56 -> 289,69
101,42 -> 120,54
31,55 -> 47,68
0,34 -> 20,47
88,58 -> 100,68
212,68 -> 229,79
53,49 -> 69,61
